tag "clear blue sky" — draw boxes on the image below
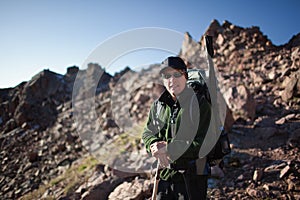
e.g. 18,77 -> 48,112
0,0 -> 299,88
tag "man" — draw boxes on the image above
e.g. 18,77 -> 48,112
142,56 -> 212,199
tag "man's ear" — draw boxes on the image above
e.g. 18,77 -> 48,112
184,72 -> 188,79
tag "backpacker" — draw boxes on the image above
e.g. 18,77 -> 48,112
187,68 -> 231,166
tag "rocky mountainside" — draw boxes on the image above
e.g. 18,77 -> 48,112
0,19 -> 299,199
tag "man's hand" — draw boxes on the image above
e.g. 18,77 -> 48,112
150,141 -> 170,167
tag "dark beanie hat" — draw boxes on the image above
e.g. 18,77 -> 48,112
160,56 -> 187,74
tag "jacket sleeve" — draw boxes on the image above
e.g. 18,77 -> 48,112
142,102 -> 161,153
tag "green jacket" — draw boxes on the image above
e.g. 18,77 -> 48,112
142,87 -> 211,180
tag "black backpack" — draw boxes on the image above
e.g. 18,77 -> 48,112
187,69 -> 231,166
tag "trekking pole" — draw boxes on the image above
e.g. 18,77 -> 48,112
151,160 -> 160,200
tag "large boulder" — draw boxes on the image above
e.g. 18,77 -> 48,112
223,84 -> 256,121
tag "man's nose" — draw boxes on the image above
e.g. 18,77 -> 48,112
169,75 -> 177,81
168,77 -> 175,84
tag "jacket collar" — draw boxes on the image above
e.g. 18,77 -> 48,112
159,86 -> 194,106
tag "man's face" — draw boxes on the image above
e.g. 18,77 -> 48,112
161,67 -> 187,98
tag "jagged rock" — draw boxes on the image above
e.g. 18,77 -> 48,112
103,118 -> 118,130
223,84 -> 256,121
254,127 -> 277,140
108,178 -> 152,200
81,177 -> 123,200
27,150 -> 39,163
66,66 -> 79,75
280,165 -> 291,179
180,32 -> 207,69
253,168 -> 264,182
203,19 -> 223,40
286,33 -> 300,49
281,69 -> 300,101
13,69 -> 63,128
246,187 -> 268,199
211,165 -> 225,178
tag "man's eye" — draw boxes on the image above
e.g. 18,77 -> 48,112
174,72 -> 182,77
163,74 -> 171,79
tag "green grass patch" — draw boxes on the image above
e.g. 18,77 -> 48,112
20,155 -> 98,200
